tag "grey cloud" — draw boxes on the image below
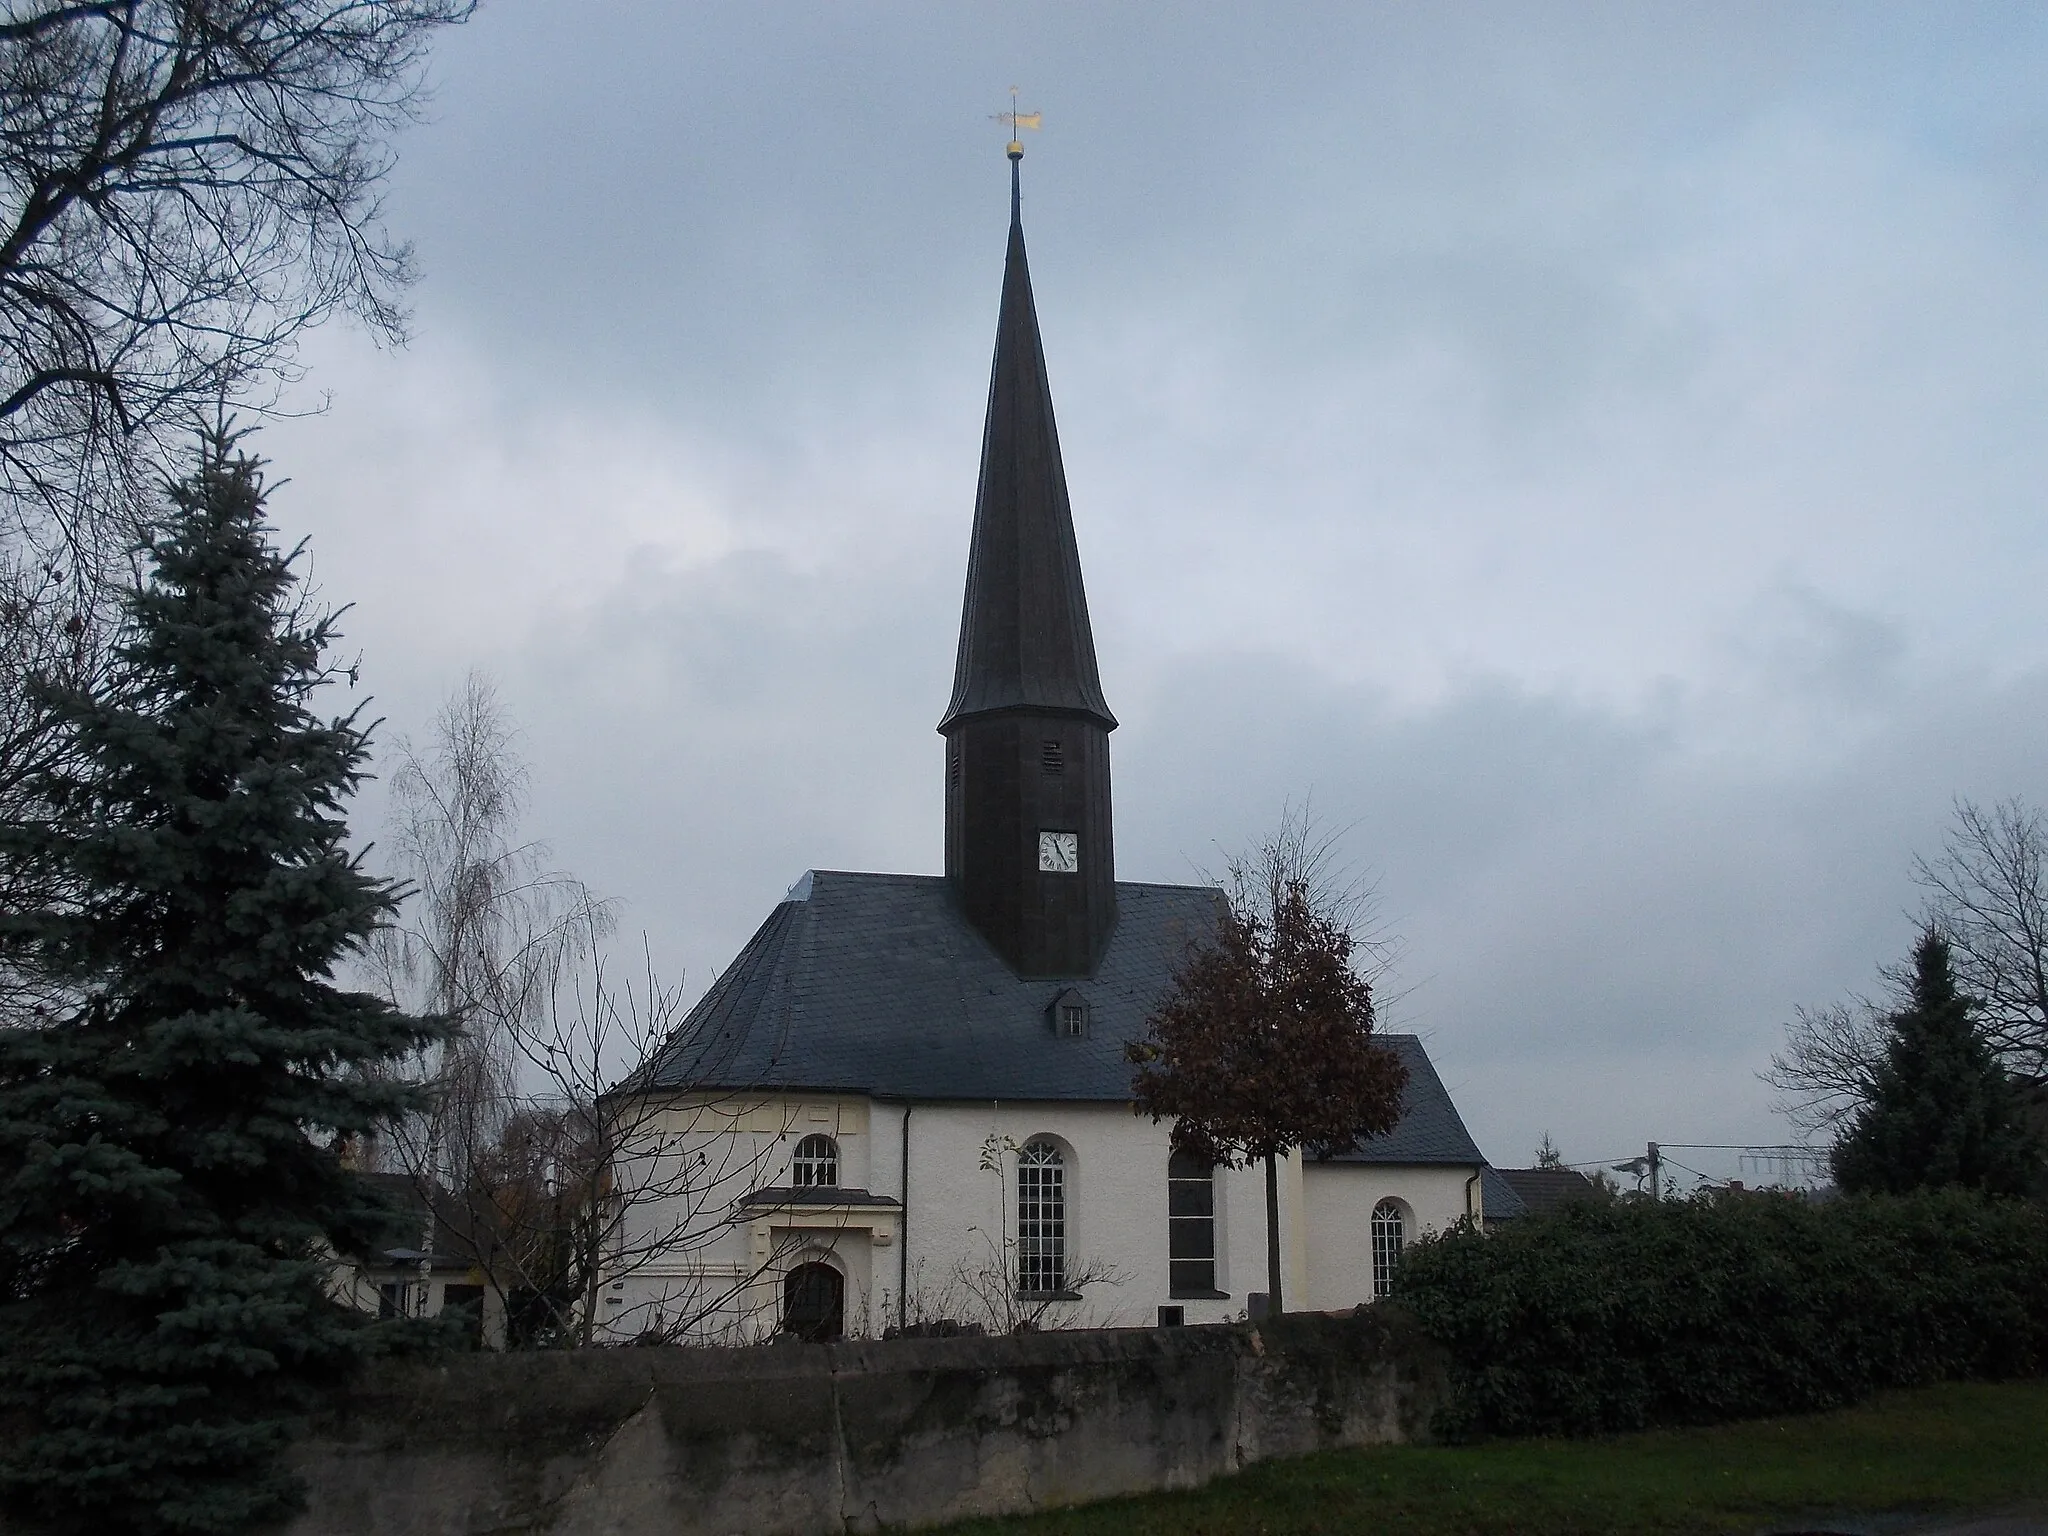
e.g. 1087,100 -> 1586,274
436,510 -> 2048,1167
242,3 -> 2048,1179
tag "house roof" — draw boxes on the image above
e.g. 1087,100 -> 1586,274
640,871 -> 1221,1102
1480,1164 -> 1530,1220
1492,1166 -> 1600,1216
351,1172 -> 484,1273
634,870 -> 1487,1166
1314,1035 -> 1488,1167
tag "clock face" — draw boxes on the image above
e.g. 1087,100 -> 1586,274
1038,830 -> 1079,873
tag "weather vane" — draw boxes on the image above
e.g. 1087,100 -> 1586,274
993,86 -> 1041,160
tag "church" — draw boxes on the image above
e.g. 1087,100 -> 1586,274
597,152 -> 1515,1344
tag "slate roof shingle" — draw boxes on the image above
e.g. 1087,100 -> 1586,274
1317,1035 -> 1488,1166
1493,1166 -> 1600,1216
637,871 -> 1488,1169
1480,1164 -> 1531,1221
939,173 -> 1116,733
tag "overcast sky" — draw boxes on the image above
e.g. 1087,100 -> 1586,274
259,2 -> 2048,1178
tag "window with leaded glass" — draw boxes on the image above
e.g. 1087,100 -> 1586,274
1371,1199 -> 1406,1299
792,1133 -> 838,1188
1168,1151 -> 1218,1296
1017,1140 -> 1067,1294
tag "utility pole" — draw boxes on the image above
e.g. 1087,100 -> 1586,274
1647,1141 -> 1662,1200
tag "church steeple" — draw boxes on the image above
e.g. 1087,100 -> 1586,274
941,152 -> 1118,978
939,158 -> 1116,734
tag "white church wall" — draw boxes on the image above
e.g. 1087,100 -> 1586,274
597,1091 -> 888,1343
846,1100 -> 1287,1333
894,1101 -> 1157,1331
604,1095 -> 1293,1338
601,1093 -> 1489,1341
1203,1147 -> 1304,1310
1300,1162 -> 1480,1312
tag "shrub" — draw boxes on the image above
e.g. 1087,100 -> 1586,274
1391,1189 -> 2048,1439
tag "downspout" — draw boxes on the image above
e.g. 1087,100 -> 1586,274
897,1103 -> 911,1334
1465,1170 -> 1482,1225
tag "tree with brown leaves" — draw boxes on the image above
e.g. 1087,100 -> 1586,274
1127,812 -> 1406,1315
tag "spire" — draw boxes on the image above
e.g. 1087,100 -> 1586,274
939,159 -> 1117,734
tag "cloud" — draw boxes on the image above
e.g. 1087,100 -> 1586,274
1122,639 -> 2048,1164
247,3 -> 2048,1174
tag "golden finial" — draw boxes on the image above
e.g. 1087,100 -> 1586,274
992,85 -> 1041,160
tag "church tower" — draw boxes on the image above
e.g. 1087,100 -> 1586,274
939,151 -> 1117,979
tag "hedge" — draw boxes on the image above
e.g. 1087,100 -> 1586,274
1390,1189 -> 2048,1439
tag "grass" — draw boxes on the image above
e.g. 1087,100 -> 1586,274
936,1380 -> 2048,1536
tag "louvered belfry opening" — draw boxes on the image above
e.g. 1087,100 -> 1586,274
940,159 -> 1117,980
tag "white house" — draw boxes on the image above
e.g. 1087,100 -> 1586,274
595,151 -> 1513,1344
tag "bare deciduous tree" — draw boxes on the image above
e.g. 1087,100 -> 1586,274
0,0 -> 470,555
368,672 -> 613,1315
367,675 -> 789,1347
482,954 -> 797,1347
0,545 -> 107,1023
0,3 -> 469,1032
1765,997 -> 1891,1136
1914,797 -> 2048,1081
1769,796 -> 2048,1137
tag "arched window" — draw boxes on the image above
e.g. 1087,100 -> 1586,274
783,1261 -> 844,1341
792,1133 -> 838,1188
1168,1151 -> 1217,1297
1017,1140 -> 1067,1294
1371,1199 -> 1406,1299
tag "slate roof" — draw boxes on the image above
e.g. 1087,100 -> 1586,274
939,162 -> 1115,733
635,871 -> 1488,1168
1493,1166 -> 1599,1216
739,1187 -> 903,1210
1480,1164 -> 1531,1221
1315,1035 -> 1489,1167
641,871 -> 1220,1102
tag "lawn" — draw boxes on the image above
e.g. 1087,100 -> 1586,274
937,1380 -> 2048,1536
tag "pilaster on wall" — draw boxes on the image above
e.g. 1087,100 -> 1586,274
1284,1147 -> 1309,1306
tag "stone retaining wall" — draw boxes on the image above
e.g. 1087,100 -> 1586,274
282,1308 -> 1444,1535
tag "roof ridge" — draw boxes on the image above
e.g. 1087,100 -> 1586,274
800,868 -> 1223,897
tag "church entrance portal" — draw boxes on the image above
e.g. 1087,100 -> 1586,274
783,1262 -> 844,1341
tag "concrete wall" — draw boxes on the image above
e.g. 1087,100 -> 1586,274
283,1308 -> 1446,1536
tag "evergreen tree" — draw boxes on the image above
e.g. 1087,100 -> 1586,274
1832,928 -> 2042,1197
0,433 -> 447,1535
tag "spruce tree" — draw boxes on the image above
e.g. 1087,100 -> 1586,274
1832,928 -> 2042,1197
0,433 -> 447,1535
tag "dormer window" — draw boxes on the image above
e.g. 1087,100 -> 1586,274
792,1133 -> 838,1188
1048,987 -> 1088,1038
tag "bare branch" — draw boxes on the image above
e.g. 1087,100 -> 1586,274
0,0 -> 472,584
364,677 -> 795,1347
1914,796 -> 2048,1079
1763,996 -> 1888,1136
